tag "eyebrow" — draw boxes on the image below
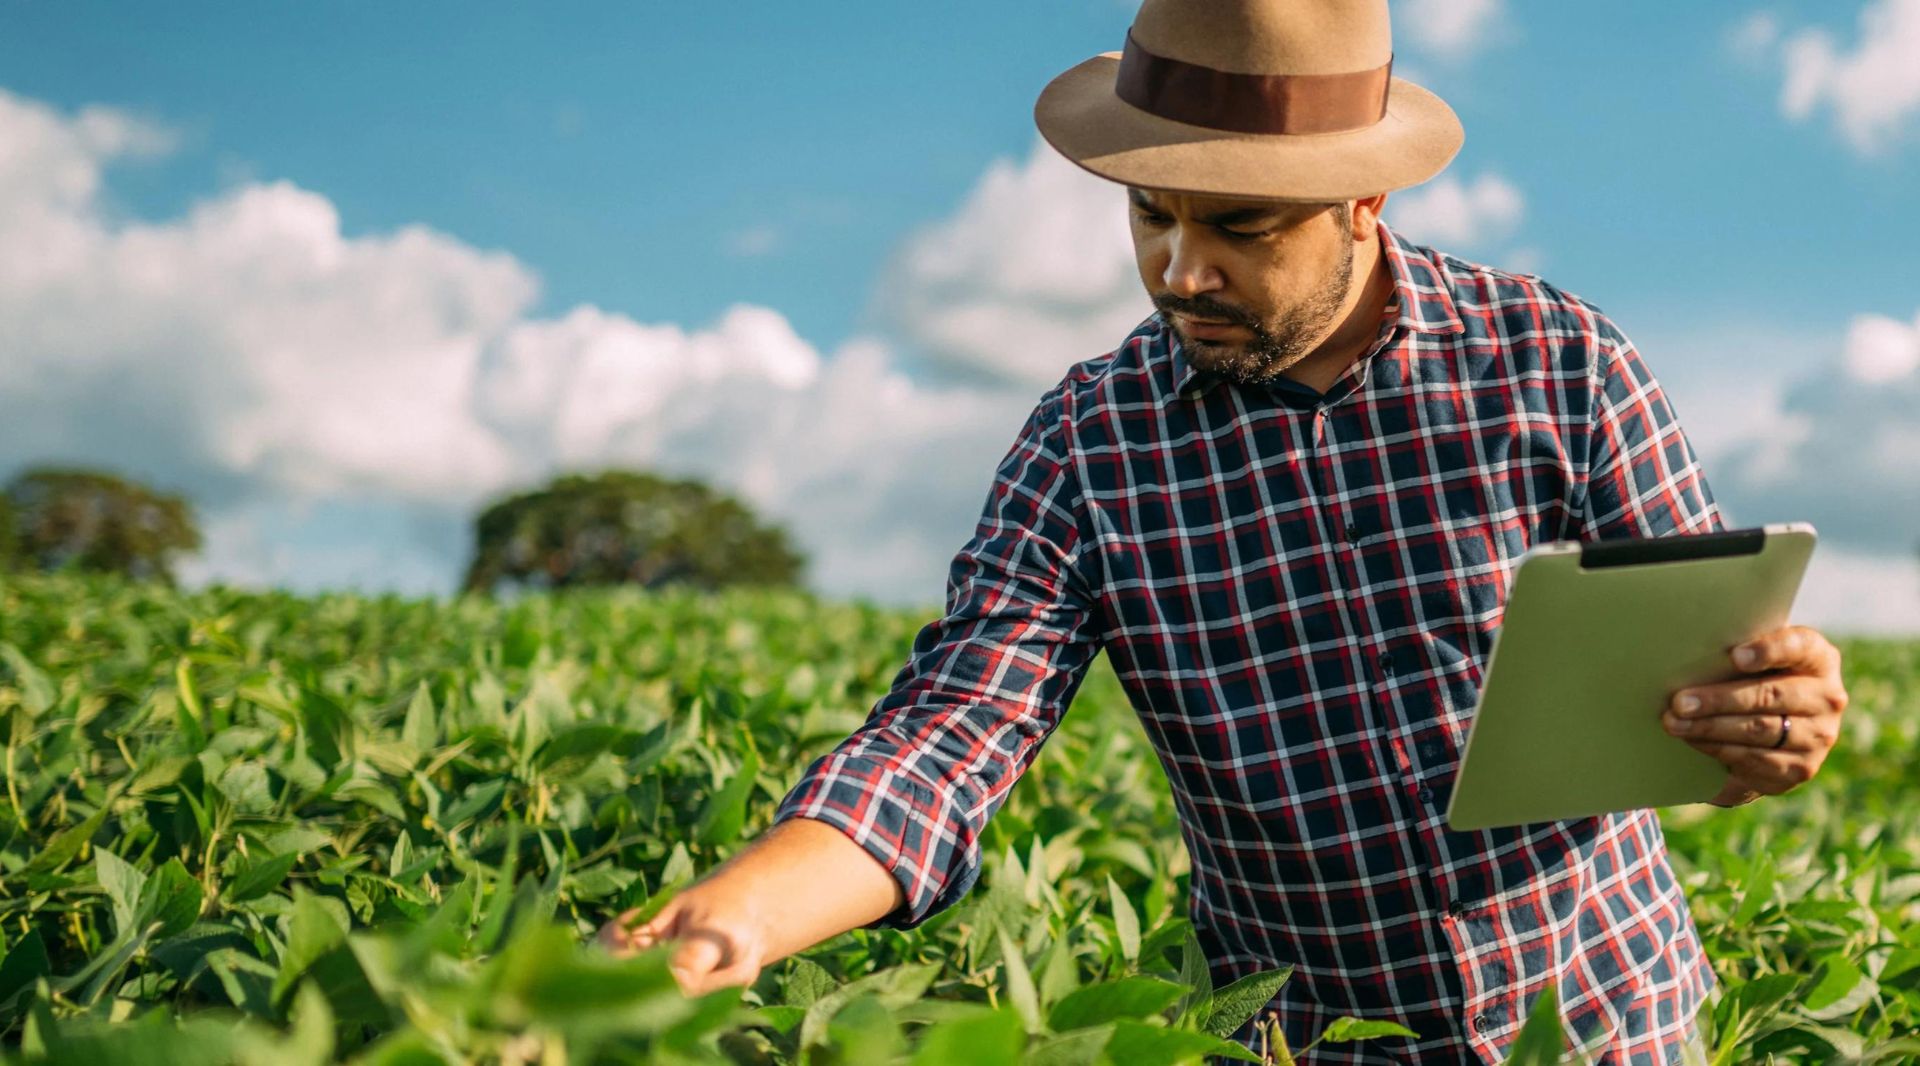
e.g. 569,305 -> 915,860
1128,188 -> 1290,228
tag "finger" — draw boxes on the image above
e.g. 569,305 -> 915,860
669,930 -> 730,992
1728,625 -> 1839,677
1668,673 -> 1832,722
597,909 -> 642,952
701,946 -> 766,994
1667,705 -> 1843,751
1686,742 -> 1815,793
1665,709 -> 1801,748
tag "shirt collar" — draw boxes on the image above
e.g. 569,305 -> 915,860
1166,218 -> 1465,403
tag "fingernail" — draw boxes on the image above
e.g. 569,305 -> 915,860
1667,715 -> 1692,734
1677,695 -> 1700,714
1734,646 -> 1757,668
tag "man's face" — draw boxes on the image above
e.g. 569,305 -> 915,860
1127,187 -> 1356,386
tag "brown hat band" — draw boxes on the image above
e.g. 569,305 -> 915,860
1113,30 -> 1394,136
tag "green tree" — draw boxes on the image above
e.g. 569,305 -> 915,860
1,466 -> 202,585
461,469 -> 806,595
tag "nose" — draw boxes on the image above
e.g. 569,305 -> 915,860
1162,227 -> 1224,299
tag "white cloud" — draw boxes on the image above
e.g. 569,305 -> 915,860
874,135 -> 1152,388
1841,311 -> 1920,382
724,225 -> 780,258
1553,314 -> 1920,636
1741,0 -> 1920,152
0,88 -> 1040,607
7,87 -> 1914,634
1383,172 -> 1525,252
1791,544 -> 1920,637
1728,11 -> 1782,64
1701,309 -> 1920,564
1393,0 -> 1508,60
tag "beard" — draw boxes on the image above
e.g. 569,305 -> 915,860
1153,233 -> 1355,388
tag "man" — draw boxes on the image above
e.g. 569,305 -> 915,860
600,1 -> 1852,1062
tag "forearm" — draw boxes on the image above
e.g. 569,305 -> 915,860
684,815 -> 906,964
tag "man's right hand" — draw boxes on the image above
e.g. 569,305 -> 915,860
591,817 -> 908,998
597,886 -> 768,996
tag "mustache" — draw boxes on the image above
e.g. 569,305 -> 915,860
1152,293 -> 1258,329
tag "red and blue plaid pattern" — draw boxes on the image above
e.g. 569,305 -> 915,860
774,220 -> 1720,1064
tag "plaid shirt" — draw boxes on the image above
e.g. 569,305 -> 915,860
774,220 -> 1720,1064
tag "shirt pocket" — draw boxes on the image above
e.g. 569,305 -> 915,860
1437,416 -> 1571,633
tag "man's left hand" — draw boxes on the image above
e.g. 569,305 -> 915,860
1661,625 -> 1849,807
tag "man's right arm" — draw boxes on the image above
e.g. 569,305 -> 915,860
598,384 -> 1104,991
596,816 -> 903,994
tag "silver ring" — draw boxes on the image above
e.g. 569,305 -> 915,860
1771,714 -> 1791,750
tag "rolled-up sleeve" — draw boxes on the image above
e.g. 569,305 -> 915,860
771,384 -> 1104,929
1575,320 -> 1726,542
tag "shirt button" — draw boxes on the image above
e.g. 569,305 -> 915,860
1344,522 -> 1361,542
1417,784 -> 1435,804
1448,899 -> 1468,918
1378,651 -> 1394,675
1472,1013 -> 1492,1034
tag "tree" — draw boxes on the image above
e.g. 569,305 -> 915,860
461,470 -> 806,596
1,466 -> 202,585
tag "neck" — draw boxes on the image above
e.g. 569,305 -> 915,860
1279,233 -> 1392,394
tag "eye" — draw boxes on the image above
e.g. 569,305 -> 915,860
1130,206 -> 1172,226
1220,226 -> 1275,242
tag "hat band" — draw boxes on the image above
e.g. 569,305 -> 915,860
1114,30 -> 1393,135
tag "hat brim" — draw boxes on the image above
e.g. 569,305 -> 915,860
1034,52 -> 1464,202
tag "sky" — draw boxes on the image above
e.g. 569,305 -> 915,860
1,0 -> 1917,634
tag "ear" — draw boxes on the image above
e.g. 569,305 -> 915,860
1351,193 -> 1388,238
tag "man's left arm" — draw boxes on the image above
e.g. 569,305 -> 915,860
1577,322 -> 1850,806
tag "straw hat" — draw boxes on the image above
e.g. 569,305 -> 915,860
1034,0 -> 1464,202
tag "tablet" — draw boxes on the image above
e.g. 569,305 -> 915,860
1444,522 -> 1818,832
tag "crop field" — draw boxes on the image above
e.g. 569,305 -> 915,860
0,570 -> 1915,1064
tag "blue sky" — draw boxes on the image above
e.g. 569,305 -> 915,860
2,0 -> 1917,632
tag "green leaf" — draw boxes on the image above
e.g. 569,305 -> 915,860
1173,926 -> 1214,1027
176,657 -> 205,722
94,848 -> 147,937
535,722 -> 627,770
782,956 -> 838,1008
336,780 -> 405,821
215,760 -> 275,814
1316,1016 -> 1419,1043
754,1004 -> 808,1033
998,930 -> 1042,1034
1504,982 -> 1567,1066
0,929 -> 50,1007
388,832 -> 412,879
273,889 -> 349,1004
797,961 -> 940,1050
136,858 -> 205,940
149,923 -> 255,983
909,1006 -> 1026,1066
1048,976 -> 1187,1032
280,981 -> 337,1066
693,740 -> 760,847
0,642 -> 57,717
1038,939 -> 1083,1007
1103,1018 -> 1262,1064
1202,966 -> 1293,1039
24,801 -> 110,874
440,778 -> 507,827
226,852 -> 300,903
1732,850 -> 1776,925
1027,1025 -> 1115,1066
1108,875 -> 1140,964
401,682 -> 437,754
347,1029 -> 455,1066
1802,954 -> 1875,1020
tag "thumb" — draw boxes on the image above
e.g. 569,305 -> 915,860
670,932 -> 725,991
